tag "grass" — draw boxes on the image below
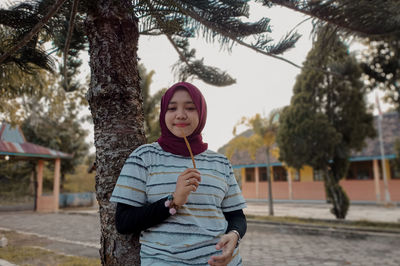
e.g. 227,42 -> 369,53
246,214 -> 400,232
0,230 -> 100,266
63,164 -> 96,193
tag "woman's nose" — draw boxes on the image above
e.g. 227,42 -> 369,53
176,108 -> 187,119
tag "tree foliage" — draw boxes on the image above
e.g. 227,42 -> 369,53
277,26 -> 376,219
361,35 -> 400,113
19,84 -> 90,190
139,64 -> 166,143
262,0 -> 400,37
226,111 -> 280,159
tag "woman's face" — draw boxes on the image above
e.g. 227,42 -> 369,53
165,89 -> 199,137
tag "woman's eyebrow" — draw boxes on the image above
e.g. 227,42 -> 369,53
168,101 -> 194,104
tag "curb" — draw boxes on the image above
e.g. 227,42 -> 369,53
59,210 -> 99,216
247,219 -> 400,238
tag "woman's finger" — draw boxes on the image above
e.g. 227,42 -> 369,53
180,170 -> 201,182
186,178 -> 199,187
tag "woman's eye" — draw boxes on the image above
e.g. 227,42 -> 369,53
186,107 -> 196,111
167,107 -> 176,111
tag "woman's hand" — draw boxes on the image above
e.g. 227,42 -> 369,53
173,168 -> 201,206
208,232 -> 239,266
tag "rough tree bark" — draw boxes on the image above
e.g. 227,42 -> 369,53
85,0 -> 145,264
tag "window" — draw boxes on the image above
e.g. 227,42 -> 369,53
273,166 -> 287,181
313,169 -> 324,181
389,160 -> 400,179
357,167 -> 371,180
245,168 -> 255,182
346,161 -> 373,180
259,167 -> 268,182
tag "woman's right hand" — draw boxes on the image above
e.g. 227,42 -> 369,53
173,168 -> 201,206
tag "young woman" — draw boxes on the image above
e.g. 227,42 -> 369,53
111,82 -> 247,265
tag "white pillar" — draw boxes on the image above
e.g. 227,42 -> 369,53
373,159 -> 381,203
53,158 -> 61,211
255,167 -> 259,199
287,168 -> 293,200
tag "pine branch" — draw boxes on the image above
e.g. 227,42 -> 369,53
174,3 -> 302,68
166,34 -> 191,67
178,2 -> 346,77
144,0 -> 192,70
266,0 -> 400,37
0,0 -> 68,66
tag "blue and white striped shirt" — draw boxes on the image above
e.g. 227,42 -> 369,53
111,142 -> 246,265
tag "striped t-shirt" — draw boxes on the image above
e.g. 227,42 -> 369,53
110,142 -> 246,265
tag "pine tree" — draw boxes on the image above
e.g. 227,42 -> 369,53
276,26 -> 376,219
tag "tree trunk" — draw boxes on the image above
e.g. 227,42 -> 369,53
85,1 -> 145,265
324,168 -> 349,219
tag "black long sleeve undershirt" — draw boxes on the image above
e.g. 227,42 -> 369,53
115,201 -> 247,238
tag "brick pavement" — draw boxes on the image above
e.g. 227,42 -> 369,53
241,223 -> 400,266
1,211 -> 400,265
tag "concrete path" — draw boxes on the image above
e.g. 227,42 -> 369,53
1,202 -> 400,265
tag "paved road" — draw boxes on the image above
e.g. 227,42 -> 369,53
0,211 -> 400,266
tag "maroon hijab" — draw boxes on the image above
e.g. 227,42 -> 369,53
157,82 -> 208,156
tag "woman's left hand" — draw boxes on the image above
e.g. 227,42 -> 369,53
208,232 -> 238,266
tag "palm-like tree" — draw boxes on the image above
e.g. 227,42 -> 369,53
226,109 -> 280,215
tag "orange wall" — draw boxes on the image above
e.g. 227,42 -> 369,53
240,166 -> 400,202
292,181 -> 326,200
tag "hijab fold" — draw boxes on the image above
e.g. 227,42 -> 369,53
157,82 -> 208,156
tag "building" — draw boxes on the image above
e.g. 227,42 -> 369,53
228,112 -> 400,203
0,123 -> 72,212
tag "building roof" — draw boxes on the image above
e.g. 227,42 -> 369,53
226,112 -> 400,168
0,123 -> 72,160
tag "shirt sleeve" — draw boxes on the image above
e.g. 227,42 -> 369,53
224,209 -> 247,239
221,161 -> 247,212
110,150 -> 148,207
115,200 -> 171,235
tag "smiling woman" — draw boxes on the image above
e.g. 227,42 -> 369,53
110,82 -> 247,266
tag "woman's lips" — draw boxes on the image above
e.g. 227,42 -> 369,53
175,123 -> 188,127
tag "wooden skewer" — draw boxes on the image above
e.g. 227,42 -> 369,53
180,129 -> 196,168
